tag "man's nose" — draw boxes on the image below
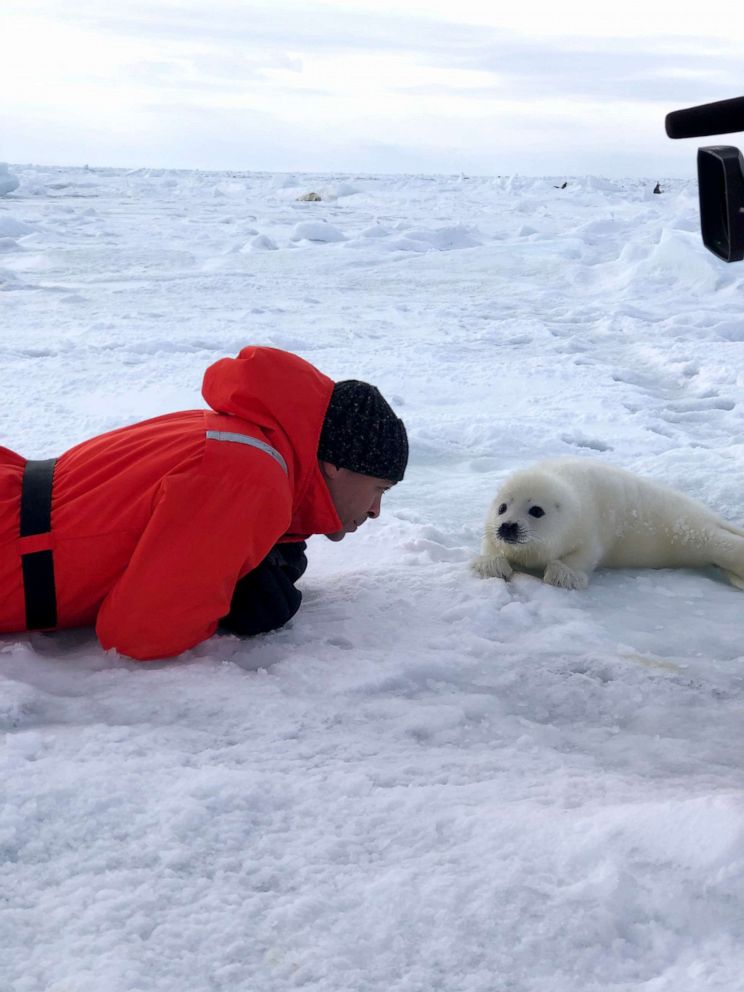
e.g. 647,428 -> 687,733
368,494 -> 382,519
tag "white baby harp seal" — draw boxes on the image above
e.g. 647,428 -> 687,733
471,457 -> 744,590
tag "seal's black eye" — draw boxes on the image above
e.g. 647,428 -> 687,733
498,503 -> 507,515
529,506 -> 545,518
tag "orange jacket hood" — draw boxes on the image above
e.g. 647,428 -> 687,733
202,346 -> 340,538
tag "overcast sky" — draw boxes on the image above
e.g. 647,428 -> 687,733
2,0 -> 743,177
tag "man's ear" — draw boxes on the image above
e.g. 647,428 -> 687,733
318,460 -> 341,481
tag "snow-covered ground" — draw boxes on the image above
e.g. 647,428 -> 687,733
2,165 -> 744,991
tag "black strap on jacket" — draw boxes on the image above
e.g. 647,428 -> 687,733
20,458 -> 58,630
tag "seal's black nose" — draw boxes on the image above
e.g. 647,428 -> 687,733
498,521 -> 520,543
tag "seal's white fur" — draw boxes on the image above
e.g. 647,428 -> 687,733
471,458 -> 744,590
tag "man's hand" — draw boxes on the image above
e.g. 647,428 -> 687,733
219,542 -> 308,636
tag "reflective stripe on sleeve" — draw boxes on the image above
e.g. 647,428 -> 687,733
205,431 -> 288,475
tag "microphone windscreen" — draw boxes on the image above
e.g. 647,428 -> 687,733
666,97 -> 744,139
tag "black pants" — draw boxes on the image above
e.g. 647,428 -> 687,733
219,542 -> 308,637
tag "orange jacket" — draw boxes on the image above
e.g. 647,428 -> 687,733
0,347 -> 342,660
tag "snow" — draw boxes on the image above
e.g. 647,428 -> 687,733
2,164 -> 744,991
0,164 -> 20,197
291,220 -> 348,243
247,233 -> 279,252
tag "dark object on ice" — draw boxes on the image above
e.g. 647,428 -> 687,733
553,181 -> 568,189
220,542 -> 308,636
297,191 -> 322,201
653,182 -> 662,194
666,96 -> 744,262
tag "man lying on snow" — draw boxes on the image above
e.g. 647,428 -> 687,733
0,346 -> 408,661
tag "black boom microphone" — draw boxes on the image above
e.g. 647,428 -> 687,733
665,95 -> 744,262
665,96 -> 744,139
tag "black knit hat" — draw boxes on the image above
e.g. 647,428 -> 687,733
318,380 -> 408,482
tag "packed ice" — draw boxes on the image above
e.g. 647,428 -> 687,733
1,165 -> 743,992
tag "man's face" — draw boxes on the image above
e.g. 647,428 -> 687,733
319,462 -> 396,541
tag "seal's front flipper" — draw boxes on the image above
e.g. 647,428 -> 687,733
543,560 -> 589,590
471,554 -> 513,581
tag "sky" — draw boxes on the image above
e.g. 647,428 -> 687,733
2,0 -> 744,177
